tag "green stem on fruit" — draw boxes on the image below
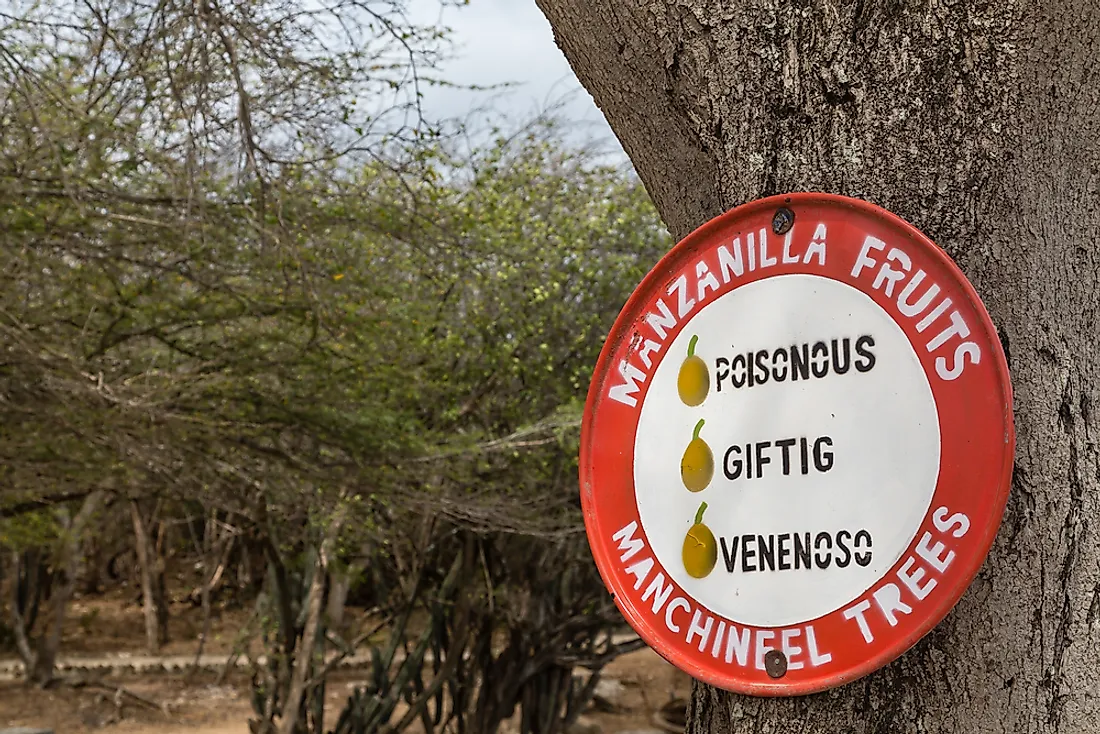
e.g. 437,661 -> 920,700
687,334 -> 699,358
695,502 -> 707,525
692,419 -> 705,440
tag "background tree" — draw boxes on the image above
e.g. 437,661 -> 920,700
1,4 -> 672,730
535,1 -> 1100,732
0,0 -> 456,683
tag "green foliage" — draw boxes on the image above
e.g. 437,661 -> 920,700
1,106 -> 670,527
0,0 -> 671,727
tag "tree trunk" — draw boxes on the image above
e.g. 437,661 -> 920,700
276,547 -> 329,734
154,515 -> 170,643
9,551 -> 42,674
536,1 -> 1100,731
78,532 -> 102,595
326,563 -> 357,638
189,510 -> 233,679
131,500 -> 168,653
13,492 -> 106,685
277,507 -> 344,734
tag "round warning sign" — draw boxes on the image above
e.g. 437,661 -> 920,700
580,193 -> 1014,696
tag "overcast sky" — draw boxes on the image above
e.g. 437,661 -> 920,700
407,0 -> 621,151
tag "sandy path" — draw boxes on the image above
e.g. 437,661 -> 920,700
0,651 -> 370,681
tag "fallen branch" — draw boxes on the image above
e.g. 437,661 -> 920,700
67,676 -> 169,715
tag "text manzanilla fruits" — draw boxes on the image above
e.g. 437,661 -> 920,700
681,419 -> 714,492
677,335 -> 709,406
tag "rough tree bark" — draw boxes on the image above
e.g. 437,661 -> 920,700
536,1 -> 1100,732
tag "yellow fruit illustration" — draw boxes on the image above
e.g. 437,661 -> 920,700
681,419 -> 714,492
677,335 -> 709,406
683,502 -> 717,579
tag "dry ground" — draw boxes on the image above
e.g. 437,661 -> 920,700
1,595 -> 691,733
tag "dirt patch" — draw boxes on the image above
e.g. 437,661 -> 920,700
0,673 -> 251,733
574,647 -> 693,733
46,591 -> 382,659
3,589 -> 691,733
60,591 -> 254,658
0,648 -> 692,734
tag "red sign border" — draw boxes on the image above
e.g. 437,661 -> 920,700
579,192 -> 1015,696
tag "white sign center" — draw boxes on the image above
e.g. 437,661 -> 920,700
634,273 -> 940,628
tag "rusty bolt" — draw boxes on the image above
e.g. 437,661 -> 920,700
772,207 -> 794,235
764,650 -> 788,679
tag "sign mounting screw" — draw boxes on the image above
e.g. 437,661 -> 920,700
772,207 -> 794,234
764,650 -> 788,679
